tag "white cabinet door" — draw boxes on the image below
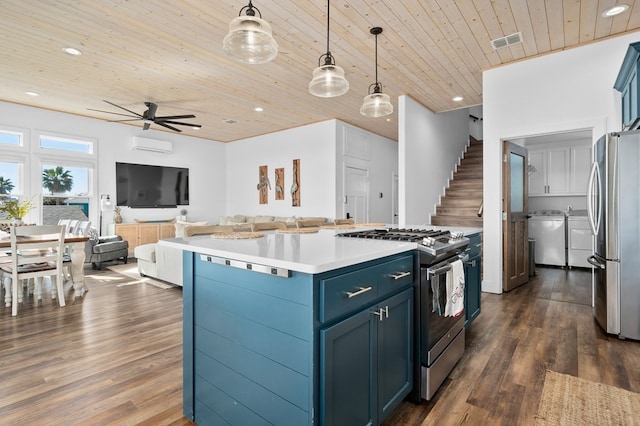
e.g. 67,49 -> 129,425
546,147 -> 570,194
528,144 -> 589,196
569,145 -> 591,194
528,150 -> 546,196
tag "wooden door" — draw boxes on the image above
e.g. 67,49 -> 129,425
503,141 -> 529,291
138,224 -> 160,246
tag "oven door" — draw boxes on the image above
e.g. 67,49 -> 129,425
420,254 -> 467,366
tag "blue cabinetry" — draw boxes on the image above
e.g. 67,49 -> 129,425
320,288 -> 413,426
183,251 -> 415,426
464,232 -> 482,326
615,42 -> 640,130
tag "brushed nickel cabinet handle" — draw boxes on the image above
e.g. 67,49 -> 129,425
389,271 -> 411,280
346,286 -> 373,298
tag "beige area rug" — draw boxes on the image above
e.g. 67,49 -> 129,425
106,263 -> 174,289
535,370 -> 640,425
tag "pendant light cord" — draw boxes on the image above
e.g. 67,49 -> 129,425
374,31 -> 378,84
326,0 -> 331,54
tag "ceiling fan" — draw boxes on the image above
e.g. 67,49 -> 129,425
88,100 -> 202,132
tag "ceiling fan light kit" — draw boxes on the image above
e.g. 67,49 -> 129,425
309,0 -> 349,98
223,1 -> 278,64
360,27 -> 393,117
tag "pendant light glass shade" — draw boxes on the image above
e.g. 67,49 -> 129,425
223,2 -> 278,64
309,55 -> 349,97
361,27 -> 393,117
309,0 -> 349,97
360,85 -> 393,117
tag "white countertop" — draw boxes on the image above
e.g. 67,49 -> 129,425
160,225 -> 482,274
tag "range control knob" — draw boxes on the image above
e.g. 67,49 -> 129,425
423,236 -> 436,247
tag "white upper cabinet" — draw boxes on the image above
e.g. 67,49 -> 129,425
528,143 -> 591,196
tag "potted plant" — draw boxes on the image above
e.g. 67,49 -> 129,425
0,197 -> 35,224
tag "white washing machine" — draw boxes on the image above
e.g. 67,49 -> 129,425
567,213 -> 593,268
528,211 -> 566,267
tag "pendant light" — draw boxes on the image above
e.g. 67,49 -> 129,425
308,0 -> 349,97
223,1 -> 278,64
360,27 -> 393,117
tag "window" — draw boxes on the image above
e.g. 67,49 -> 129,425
0,130 -> 22,146
40,135 -> 93,154
0,160 -> 21,196
41,163 -> 93,223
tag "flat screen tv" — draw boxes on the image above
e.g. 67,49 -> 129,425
116,162 -> 189,208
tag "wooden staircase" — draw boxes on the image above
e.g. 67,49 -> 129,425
430,137 -> 483,228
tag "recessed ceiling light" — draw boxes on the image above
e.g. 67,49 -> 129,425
25,91 -> 39,96
602,5 -> 629,17
62,46 -> 82,56
192,126 -> 201,130
254,106 -> 264,112
452,96 -> 464,102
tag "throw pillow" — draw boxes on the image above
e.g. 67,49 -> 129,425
175,220 -> 208,238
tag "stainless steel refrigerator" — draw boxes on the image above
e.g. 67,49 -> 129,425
587,131 -> 640,340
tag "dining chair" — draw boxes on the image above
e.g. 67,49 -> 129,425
0,225 -> 66,316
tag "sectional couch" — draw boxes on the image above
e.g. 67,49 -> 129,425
133,215 -> 333,286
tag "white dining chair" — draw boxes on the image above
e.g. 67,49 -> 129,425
0,225 -> 66,316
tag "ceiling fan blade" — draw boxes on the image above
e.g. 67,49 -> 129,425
155,122 -> 182,132
87,108 -> 139,118
109,118 -> 144,122
155,114 -> 197,120
102,100 -> 144,117
160,120 -> 202,128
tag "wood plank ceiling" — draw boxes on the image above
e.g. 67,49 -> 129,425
1,1 -> 640,142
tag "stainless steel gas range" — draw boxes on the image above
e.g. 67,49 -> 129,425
336,228 -> 470,401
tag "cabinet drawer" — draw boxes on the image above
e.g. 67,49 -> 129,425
467,233 -> 482,258
377,255 -> 414,298
319,266 -> 379,323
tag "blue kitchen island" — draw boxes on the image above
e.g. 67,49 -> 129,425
162,228 -> 418,426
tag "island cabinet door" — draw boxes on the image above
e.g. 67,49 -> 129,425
377,288 -> 413,421
320,307 -> 376,426
320,287 -> 414,426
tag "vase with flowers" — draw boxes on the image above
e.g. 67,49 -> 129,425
0,197 -> 35,225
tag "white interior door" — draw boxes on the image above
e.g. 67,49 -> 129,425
344,166 -> 369,223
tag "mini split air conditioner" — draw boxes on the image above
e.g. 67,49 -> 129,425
132,136 -> 173,154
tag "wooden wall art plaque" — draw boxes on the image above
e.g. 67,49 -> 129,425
258,165 -> 269,204
275,168 -> 284,200
291,159 -> 300,207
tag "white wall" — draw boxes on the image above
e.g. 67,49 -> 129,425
225,120 -> 337,219
482,31 -> 640,294
0,101 -> 227,227
398,96 -> 470,226
335,122 -> 398,223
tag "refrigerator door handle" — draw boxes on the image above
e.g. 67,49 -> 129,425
587,161 -> 601,236
587,255 -> 605,269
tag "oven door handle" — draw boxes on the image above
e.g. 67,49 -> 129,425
427,263 -> 452,277
427,254 -> 469,277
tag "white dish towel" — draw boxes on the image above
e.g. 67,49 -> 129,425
445,259 -> 465,317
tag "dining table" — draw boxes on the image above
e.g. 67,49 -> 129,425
0,231 -> 90,294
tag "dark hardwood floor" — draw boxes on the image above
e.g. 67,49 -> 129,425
1,264 -> 639,425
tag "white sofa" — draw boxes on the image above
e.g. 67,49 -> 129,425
133,216 -> 333,286
134,242 -> 183,286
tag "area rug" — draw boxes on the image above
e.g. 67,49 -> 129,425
535,370 -> 640,425
106,263 -> 174,289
